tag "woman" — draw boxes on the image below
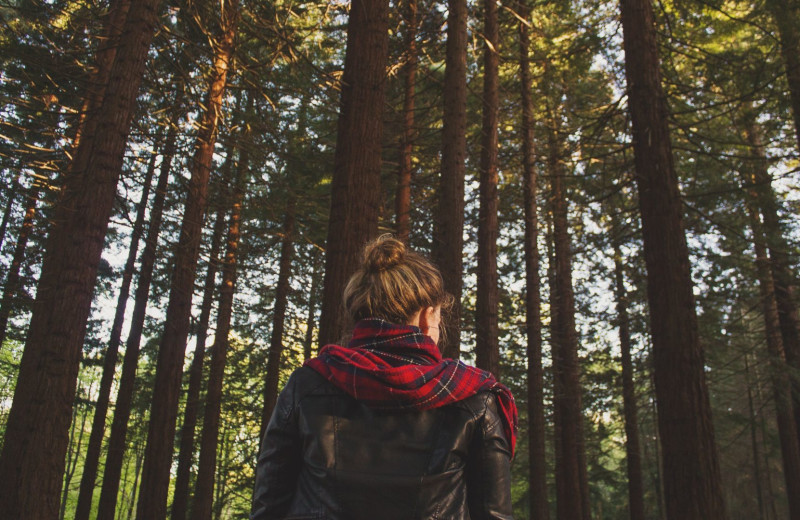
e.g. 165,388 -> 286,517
251,236 -> 516,520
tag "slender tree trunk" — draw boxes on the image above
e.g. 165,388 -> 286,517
432,0 -> 467,360
548,123 -> 590,520
765,0 -> 800,149
0,178 -> 40,349
0,170 -> 21,254
59,386 -> 93,520
612,236 -> 646,520
475,0 -> 500,377
518,1 -> 549,517
96,123 -> 178,520
303,251 -> 321,362
136,2 -> 239,515
395,0 -> 417,243
619,0 -> 727,516
260,198 -> 297,438
746,195 -> 800,519
74,134 -> 161,520
125,439 -> 145,520
0,3 -> 161,516
318,0 -> 389,345
190,145 -> 247,520
171,146 -> 234,520
741,115 -> 800,442
744,354 -> 767,520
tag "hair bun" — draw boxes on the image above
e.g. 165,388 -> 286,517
363,235 -> 406,272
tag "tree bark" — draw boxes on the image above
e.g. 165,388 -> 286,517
612,235 -> 646,520
744,354 -> 767,520
136,2 -> 239,515
745,191 -> 800,519
765,0 -> 800,149
518,0 -> 549,517
0,2 -> 161,516
260,198 -> 296,438
171,170 -> 231,520
190,143 -> 248,520
96,122 -> 177,520
548,122 -> 590,520
0,178 -> 40,349
432,0 -> 468,360
475,0 -> 500,377
318,0 -> 388,345
619,0 -> 727,516
74,133 -> 161,520
395,0 -> 417,243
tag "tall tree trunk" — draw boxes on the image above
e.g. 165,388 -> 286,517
432,0 -> 467,360
0,170 -> 21,254
612,235 -> 646,520
303,251 -> 322,362
518,0 -> 549,517
0,3 -> 161,516
260,198 -> 297,438
318,0 -> 388,345
741,114 -> 800,441
744,354 -> 767,520
59,385 -> 93,520
0,178 -> 40,349
548,123 -> 590,520
74,134 -> 161,520
136,1 -> 239,515
619,0 -> 727,516
190,144 -> 248,520
96,122 -> 178,520
745,193 -> 800,519
475,0 -> 500,377
395,0 -> 417,243
765,0 -> 800,149
171,171 -> 231,520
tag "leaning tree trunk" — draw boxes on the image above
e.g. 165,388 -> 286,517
765,0 -> 800,149
136,1 -> 239,516
0,178 -> 40,349
611,233 -> 646,520
171,170 -> 231,520
518,0 -> 549,516
96,121 -> 177,520
475,0 -> 500,377
394,0 -> 417,243
260,198 -> 297,438
190,147 -> 247,520
745,190 -> 800,520
432,0 -> 467,360
619,0 -> 727,516
74,134 -> 161,520
318,0 -> 389,345
548,123 -> 590,520
0,2 -> 161,517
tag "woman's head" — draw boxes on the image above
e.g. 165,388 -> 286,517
343,235 -> 453,336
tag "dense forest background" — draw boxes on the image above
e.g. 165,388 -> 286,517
0,0 -> 799,519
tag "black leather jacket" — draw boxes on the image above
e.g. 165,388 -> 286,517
251,366 -> 513,520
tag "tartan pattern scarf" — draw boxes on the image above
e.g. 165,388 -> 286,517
304,318 -> 518,456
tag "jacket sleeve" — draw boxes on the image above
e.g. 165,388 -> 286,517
466,393 -> 514,520
250,371 -> 303,520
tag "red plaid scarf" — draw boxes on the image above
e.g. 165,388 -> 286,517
304,318 -> 517,456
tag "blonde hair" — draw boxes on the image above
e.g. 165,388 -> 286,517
343,235 -> 453,328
